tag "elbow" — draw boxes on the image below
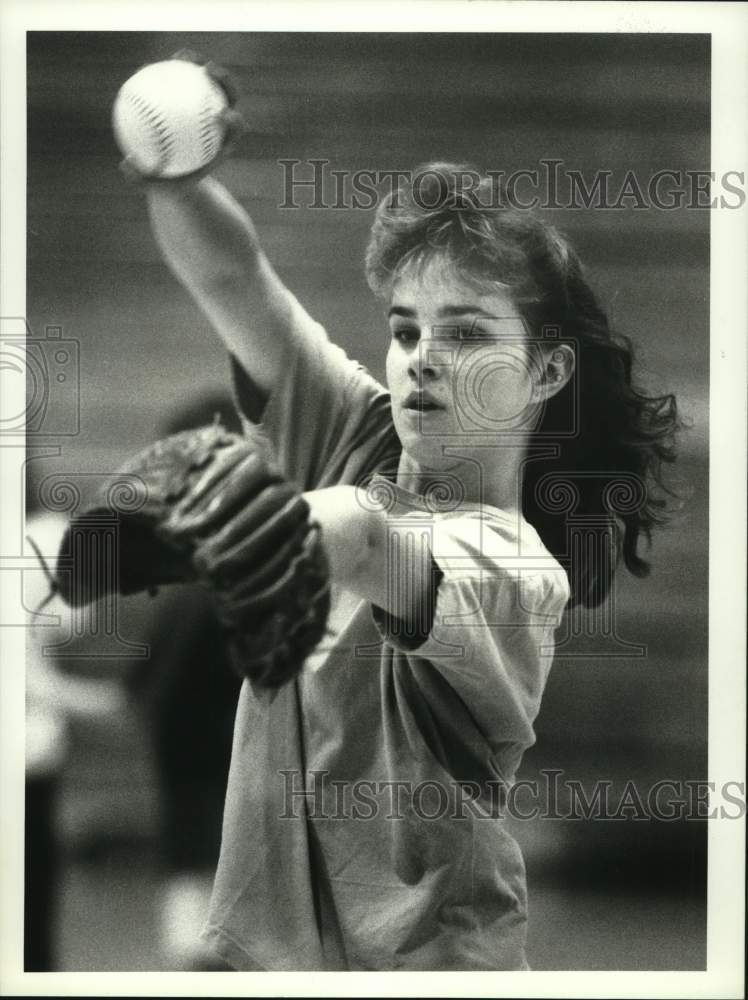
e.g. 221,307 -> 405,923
195,250 -> 263,298
359,504 -> 395,606
305,487 -> 388,601
196,268 -> 246,302
344,509 -> 380,592
358,491 -> 387,566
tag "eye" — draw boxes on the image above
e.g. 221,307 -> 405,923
432,324 -> 471,341
392,327 -> 420,345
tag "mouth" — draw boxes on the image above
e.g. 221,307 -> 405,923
402,391 -> 444,412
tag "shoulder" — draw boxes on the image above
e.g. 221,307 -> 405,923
426,507 -> 570,613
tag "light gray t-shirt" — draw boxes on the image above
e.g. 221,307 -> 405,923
202,312 -> 569,971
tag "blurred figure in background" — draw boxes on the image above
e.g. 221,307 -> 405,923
126,390 -> 243,970
25,473 -> 124,970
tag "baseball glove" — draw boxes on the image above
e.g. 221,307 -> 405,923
49,422 -> 331,689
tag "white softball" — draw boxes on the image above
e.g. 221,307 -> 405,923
112,60 -> 228,178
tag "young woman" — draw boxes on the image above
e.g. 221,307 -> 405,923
138,135 -> 679,970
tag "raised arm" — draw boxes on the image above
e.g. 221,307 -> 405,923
145,175 -> 310,397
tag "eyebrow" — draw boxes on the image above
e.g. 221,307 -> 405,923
387,305 -> 501,320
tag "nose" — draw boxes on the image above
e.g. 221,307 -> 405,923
407,341 -> 439,383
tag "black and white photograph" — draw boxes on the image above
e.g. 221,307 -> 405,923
0,2 -> 745,996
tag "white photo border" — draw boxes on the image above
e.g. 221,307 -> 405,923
1,2 -> 745,997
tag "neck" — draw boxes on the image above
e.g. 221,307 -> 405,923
396,443 -> 526,515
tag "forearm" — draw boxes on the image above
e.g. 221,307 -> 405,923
304,486 -> 431,622
303,486 -> 378,595
145,176 -> 297,392
146,175 -> 262,291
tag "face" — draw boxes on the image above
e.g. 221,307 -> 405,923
385,254 -> 546,469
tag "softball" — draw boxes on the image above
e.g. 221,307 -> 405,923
112,60 -> 229,178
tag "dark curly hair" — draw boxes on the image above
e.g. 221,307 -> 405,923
365,163 -> 682,607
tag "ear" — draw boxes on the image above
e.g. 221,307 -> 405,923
535,343 -> 575,402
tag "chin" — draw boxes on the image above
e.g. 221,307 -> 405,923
397,431 -> 454,470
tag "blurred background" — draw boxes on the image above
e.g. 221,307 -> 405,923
25,31 -> 709,971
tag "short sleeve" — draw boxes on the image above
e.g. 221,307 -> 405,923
371,513 -> 569,765
230,313 -> 398,493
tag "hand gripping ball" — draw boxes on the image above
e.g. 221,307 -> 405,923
112,60 -> 229,178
